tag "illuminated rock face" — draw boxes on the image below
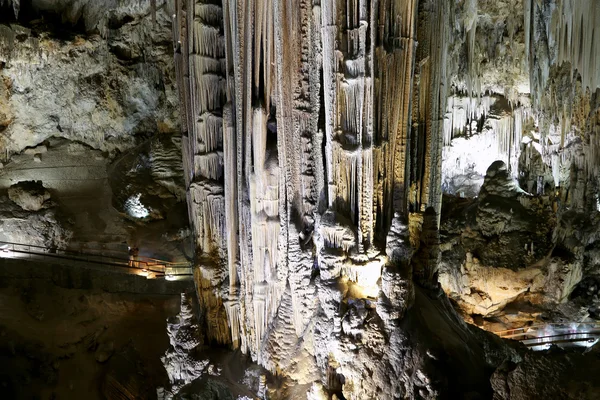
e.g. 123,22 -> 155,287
174,0 -> 524,398
436,0 -> 600,334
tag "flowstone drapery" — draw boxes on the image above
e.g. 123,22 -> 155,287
172,0 -> 600,398
173,0 -> 455,396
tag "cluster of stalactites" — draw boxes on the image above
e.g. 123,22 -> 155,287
525,0 -> 600,182
525,0 -> 599,128
174,1 -> 450,392
443,95 -> 531,176
463,0 -> 479,98
539,0 -> 600,94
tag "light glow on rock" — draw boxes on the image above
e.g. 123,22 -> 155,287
124,193 -> 149,219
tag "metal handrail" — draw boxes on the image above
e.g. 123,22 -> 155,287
524,337 -> 598,347
493,323 -> 600,348
520,332 -> 600,341
0,241 -> 193,277
493,322 -> 600,336
0,240 -> 190,268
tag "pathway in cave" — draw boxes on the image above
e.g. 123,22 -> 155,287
495,323 -> 600,350
0,239 -> 193,280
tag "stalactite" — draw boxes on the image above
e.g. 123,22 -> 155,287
552,0 -> 600,94
1,0 -> 19,18
410,0 -> 450,219
463,0 -> 478,98
175,0 -> 462,394
441,94 -> 533,192
173,0 -> 229,346
524,0 -> 600,200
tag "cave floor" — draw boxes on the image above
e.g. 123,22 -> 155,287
0,277 -> 182,399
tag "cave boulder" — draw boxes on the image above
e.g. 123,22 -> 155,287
8,180 -> 52,211
479,160 -> 529,199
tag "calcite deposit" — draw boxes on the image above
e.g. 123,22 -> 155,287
170,0 -> 600,397
0,0 -> 599,398
172,0 -> 600,398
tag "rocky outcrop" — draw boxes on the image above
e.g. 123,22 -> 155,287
440,252 -> 582,318
161,293 -> 207,398
491,348 -> 600,400
8,180 -> 51,211
0,192 -> 71,248
441,163 -> 555,270
479,161 -> 530,198
0,1 -> 179,156
438,157 -> 598,329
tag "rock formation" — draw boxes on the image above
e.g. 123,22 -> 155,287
173,0 -> 577,398
171,0 -> 600,397
0,0 -> 599,398
8,180 -> 52,211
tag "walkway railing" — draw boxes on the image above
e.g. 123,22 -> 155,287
494,322 -> 600,349
0,240 -> 193,280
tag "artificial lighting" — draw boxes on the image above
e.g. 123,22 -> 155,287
124,193 -> 150,218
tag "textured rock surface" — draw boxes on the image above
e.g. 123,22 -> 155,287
161,293 -> 207,397
0,191 -> 71,248
8,180 -> 51,211
109,135 -> 186,221
0,1 -> 180,156
173,1 -> 527,398
0,2 -> 191,262
491,348 -> 600,400
0,0 -> 599,398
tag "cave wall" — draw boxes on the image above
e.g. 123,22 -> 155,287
0,0 -> 192,262
436,0 -> 600,332
0,0 -> 180,155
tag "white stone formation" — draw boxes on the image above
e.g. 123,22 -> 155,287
172,0 -> 600,398
173,0 -> 452,397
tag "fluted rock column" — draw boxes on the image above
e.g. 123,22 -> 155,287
173,0 -> 230,345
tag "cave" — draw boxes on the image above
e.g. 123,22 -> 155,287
0,0 -> 599,399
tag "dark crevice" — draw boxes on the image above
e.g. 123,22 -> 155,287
0,0 -> 89,40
